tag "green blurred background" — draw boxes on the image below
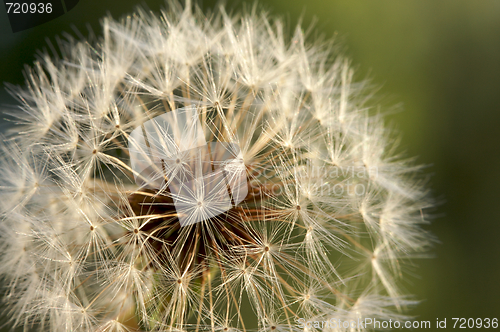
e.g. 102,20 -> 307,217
1,0 -> 499,328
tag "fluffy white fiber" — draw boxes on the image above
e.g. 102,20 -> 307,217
0,1 -> 433,331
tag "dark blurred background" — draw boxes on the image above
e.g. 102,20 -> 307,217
1,0 -> 499,327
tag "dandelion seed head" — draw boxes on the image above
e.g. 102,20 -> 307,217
0,1 -> 433,331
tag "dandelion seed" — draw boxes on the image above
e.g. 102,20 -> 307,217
0,1 -> 433,331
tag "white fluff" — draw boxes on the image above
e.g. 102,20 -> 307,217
0,1 -> 433,331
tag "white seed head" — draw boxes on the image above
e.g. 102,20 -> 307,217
0,1 -> 433,331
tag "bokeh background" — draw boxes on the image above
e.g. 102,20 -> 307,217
1,0 -> 499,328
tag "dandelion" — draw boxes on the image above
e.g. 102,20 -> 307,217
0,1 -> 433,331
